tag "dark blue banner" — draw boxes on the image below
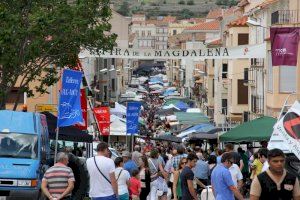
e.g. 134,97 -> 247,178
57,69 -> 83,127
126,102 -> 141,134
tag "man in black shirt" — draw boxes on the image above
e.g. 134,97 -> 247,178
180,153 -> 198,200
250,148 -> 300,200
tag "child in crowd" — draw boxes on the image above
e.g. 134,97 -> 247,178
129,169 -> 141,200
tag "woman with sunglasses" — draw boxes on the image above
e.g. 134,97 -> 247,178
172,157 -> 187,200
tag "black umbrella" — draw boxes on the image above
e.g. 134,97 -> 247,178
41,112 -> 93,143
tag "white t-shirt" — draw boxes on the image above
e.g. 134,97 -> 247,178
229,164 -> 243,186
115,167 -> 130,195
86,156 -> 115,197
261,161 -> 269,172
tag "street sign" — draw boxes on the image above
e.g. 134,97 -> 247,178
35,104 -> 57,112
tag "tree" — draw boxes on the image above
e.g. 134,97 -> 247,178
187,0 -> 195,5
178,0 -> 185,5
0,0 -> 117,110
179,9 -> 194,19
117,1 -> 130,16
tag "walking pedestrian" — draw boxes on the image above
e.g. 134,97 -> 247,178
86,142 -> 118,200
171,146 -> 187,172
194,155 -> 210,186
114,157 -> 131,200
211,152 -> 244,200
237,147 -> 249,180
122,151 -> 138,174
229,163 -> 243,190
250,148 -> 300,200
207,155 -> 217,185
257,148 -> 269,172
180,153 -> 198,200
173,157 -> 187,200
41,152 -> 75,200
129,169 -> 142,200
139,156 -> 151,200
132,145 -> 143,166
225,143 -> 244,171
250,152 -> 262,180
148,149 -> 168,200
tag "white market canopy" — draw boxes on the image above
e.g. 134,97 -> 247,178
79,44 -> 266,60
110,102 -> 126,118
110,115 -> 126,136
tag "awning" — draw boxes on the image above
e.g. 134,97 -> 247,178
42,112 -> 93,143
189,133 -> 218,140
154,134 -> 182,143
175,101 -> 190,111
220,116 -> 277,142
177,123 -> 217,138
175,112 -> 209,125
156,107 -> 181,116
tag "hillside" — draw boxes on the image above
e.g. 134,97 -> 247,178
112,0 -> 226,19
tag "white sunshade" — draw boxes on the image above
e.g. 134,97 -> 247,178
186,108 -> 202,113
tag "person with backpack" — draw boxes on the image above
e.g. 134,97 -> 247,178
115,157 -> 131,200
86,142 -> 118,200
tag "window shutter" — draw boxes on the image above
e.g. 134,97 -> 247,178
279,66 -> 296,93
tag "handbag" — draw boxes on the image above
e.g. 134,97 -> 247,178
93,156 -> 111,184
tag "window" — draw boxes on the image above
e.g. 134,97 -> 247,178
267,51 -> 273,92
221,99 -> 227,114
148,31 -> 151,36
238,34 -> 249,45
222,63 -> 228,79
111,58 -> 115,66
104,59 -> 108,68
7,87 -> 24,104
111,78 -> 115,92
142,31 -> 145,37
135,31 -> 139,37
173,30 -> 177,35
238,79 -> 248,104
279,66 -> 296,93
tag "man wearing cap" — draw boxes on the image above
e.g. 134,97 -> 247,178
122,151 -> 138,175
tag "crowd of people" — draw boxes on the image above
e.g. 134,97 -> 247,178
41,141 -> 300,200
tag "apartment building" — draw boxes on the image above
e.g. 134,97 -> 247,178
241,0 -> 300,118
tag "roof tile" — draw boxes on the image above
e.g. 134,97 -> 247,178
228,16 -> 248,27
185,20 -> 220,31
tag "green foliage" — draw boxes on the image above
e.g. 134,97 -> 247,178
117,1 -> 130,16
178,0 -> 185,5
179,8 -> 194,19
187,0 -> 195,5
163,0 -> 167,4
0,0 -> 116,109
216,0 -> 237,6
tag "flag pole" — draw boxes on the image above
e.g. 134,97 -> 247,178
54,127 -> 59,163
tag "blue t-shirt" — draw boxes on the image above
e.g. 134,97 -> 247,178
194,160 -> 209,179
124,160 -> 138,175
211,164 -> 235,200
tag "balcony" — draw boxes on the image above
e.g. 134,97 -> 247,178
250,58 -> 264,68
271,10 -> 300,25
243,68 -> 255,86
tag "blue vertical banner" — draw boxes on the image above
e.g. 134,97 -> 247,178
126,102 -> 142,135
57,69 -> 83,127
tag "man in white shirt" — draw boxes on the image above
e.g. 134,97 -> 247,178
229,163 -> 243,190
86,142 -> 118,200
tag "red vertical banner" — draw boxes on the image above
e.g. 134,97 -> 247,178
75,89 -> 88,130
94,107 -> 110,136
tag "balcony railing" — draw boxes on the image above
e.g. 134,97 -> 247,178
250,58 -> 264,68
272,10 -> 300,25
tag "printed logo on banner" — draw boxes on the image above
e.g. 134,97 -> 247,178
274,101 -> 300,160
271,27 -> 300,66
126,102 -> 141,135
94,107 -> 110,136
58,69 -> 83,127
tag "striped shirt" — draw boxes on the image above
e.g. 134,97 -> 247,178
43,162 -> 75,198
